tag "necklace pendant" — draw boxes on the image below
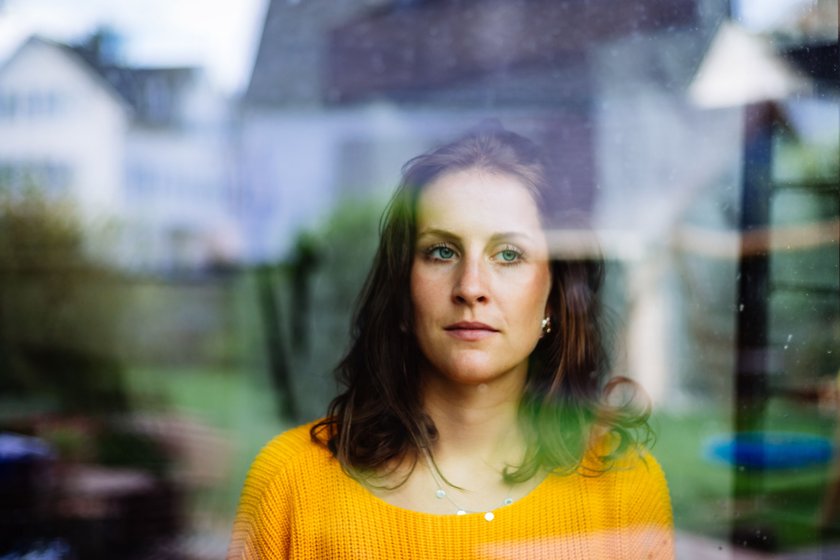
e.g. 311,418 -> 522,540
435,489 -> 446,499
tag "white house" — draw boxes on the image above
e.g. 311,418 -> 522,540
0,36 -> 129,222
0,34 -> 239,272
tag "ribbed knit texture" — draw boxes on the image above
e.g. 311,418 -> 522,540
228,422 -> 674,559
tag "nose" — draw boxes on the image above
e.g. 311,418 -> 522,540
452,258 -> 488,305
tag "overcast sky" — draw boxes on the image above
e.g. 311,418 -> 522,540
0,0 -> 268,93
0,0 -> 823,94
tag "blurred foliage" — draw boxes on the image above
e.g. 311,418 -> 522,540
769,135 -> 840,383
773,134 -> 840,184
0,185 -> 182,524
121,279 -> 242,368
0,187 -> 129,416
280,198 -> 384,420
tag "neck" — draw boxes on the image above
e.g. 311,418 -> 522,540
420,368 -> 527,473
367,365 -> 538,515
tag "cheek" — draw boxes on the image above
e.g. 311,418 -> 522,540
520,266 -> 551,303
522,270 -> 552,327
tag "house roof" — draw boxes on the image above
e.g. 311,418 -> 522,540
0,34 -> 202,125
244,0 -> 373,107
0,35 -> 132,114
244,0 -> 700,107
70,35 -> 201,126
327,0 -> 699,103
78,61 -> 200,126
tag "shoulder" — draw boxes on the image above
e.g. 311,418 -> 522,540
237,420 -> 334,514
256,422 -> 323,467
246,420 -> 331,488
583,430 -> 666,480
610,447 -> 669,496
228,421 -> 332,559
579,434 -> 672,520
578,442 -> 674,557
583,434 -> 669,492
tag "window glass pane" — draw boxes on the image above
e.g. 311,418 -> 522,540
0,2 -> 837,558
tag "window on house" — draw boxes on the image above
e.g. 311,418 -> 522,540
0,92 -> 17,119
0,160 -> 72,195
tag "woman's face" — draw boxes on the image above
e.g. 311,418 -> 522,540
410,167 -> 552,388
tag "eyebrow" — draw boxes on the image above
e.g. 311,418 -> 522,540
416,228 -> 534,243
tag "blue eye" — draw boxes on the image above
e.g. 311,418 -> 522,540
495,247 -> 523,263
500,249 -> 519,262
428,245 -> 456,260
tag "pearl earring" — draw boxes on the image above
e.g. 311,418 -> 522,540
541,316 -> 552,335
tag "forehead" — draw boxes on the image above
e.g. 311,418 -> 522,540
416,168 -> 544,233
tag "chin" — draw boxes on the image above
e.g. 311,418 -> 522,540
436,357 -> 522,387
446,372 -> 498,386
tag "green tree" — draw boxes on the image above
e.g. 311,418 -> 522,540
0,188 -> 129,416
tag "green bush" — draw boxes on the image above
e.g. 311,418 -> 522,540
0,188 -> 130,416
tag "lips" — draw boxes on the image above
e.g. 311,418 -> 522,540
443,321 -> 499,341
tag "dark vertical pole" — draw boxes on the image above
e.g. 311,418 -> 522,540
257,264 -> 298,421
734,104 -> 773,430
731,102 -> 774,540
290,236 -> 319,353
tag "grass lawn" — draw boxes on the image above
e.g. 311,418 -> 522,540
652,397 -> 839,551
123,364 -> 840,552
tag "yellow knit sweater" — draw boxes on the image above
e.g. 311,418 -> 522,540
228,422 -> 674,559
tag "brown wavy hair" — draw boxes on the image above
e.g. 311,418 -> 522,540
312,125 -> 652,483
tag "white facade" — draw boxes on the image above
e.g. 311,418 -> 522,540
125,122 -> 238,270
0,37 -> 128,222
0,36 -> 238,272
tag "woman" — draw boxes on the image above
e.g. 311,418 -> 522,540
228,126 -> 674,559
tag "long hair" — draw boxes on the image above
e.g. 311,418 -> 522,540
312,125 -> 651,482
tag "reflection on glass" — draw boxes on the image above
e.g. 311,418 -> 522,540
0,0 -> 836,557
